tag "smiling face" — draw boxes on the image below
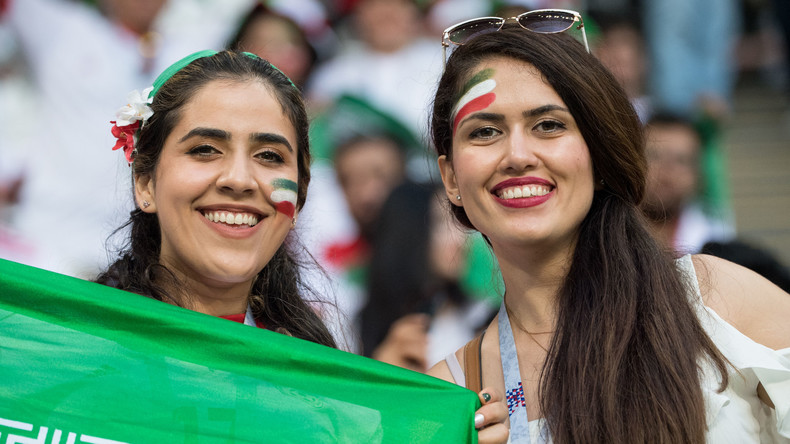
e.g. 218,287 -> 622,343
438,57 -> 595,255
134,79 -> 298,301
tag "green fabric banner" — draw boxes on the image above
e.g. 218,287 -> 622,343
0,259 -> 478,443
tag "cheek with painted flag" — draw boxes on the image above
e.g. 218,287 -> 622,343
271,178 -> 298,219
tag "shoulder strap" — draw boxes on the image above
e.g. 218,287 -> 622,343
463,330 -> 486,393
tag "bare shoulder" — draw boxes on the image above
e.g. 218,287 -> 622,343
691,254 -> 790,350
426,348 -> 464,383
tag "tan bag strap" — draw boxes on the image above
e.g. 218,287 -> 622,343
757,382 -> 775,409
463,330 -> 486,393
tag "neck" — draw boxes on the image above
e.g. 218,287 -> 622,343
155,263 -> 252,317
189,294 -> 249,317
493,242 -> 572,331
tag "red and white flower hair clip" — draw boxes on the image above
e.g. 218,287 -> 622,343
110,86 -> 154,164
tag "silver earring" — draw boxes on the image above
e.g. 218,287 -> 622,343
456,195 -> 461,200
142,200 -> 150,208
291,218 -> 296,228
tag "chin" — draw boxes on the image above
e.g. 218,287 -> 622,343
202,262 -> 264,285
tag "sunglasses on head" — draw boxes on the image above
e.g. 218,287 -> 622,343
441,9 -> 590,65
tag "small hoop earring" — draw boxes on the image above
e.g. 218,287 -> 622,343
142,200 -> 150,208
291,218 -> 296,228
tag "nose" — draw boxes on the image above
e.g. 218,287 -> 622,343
499,130 -> 539,173
215,153 -> 257,195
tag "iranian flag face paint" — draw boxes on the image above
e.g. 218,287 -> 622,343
270,178 -> 298,219
451,68 -> 497,134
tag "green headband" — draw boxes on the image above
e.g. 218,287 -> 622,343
112,50 -> 297,165
147,50 -> 297,100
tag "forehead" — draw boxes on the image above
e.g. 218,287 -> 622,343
458,57 -> 563,107
176,79 -> 296,140
182,79 -> 292,126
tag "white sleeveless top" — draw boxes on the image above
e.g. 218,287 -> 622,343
445,255 -> 790,443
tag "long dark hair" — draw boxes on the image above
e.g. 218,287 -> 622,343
96,50 -> 335,348
432,29 -> 729,443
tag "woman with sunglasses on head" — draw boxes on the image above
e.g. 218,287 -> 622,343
428,13 -> 790,444
94,50 -> 336,346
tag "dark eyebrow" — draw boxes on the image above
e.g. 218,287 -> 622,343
523,104 -> 569,118
250,133 -> 293,153
460,106 -> 569,128
178,128 -> 293,153
462,112 -> 505,125
179,127 -> 230,142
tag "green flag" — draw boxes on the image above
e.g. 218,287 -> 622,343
0,259 -> 478,443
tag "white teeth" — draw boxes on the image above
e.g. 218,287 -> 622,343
203,211 -> 259,227
498,185 -> 551,200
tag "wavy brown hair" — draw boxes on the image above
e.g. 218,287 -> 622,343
96,51 -> 335,348
432,29 -> 728,443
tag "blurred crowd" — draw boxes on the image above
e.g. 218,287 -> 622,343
2,0 -> 789,367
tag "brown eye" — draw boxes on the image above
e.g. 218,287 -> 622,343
187,145 -> 220,157
255,150 -> 284,163
534,120 -> 566,133
469,126 -> 501,140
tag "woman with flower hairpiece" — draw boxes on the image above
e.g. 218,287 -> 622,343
427,13 -> 790,444
95,49 -> 507,442
1,0 -> 254,278
96,50 -> 336,346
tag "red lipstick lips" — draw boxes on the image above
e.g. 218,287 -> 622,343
491,177 -> 554,208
